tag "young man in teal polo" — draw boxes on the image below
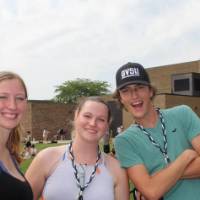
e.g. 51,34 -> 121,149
114,62 -> 200,200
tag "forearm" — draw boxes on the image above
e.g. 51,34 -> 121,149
148,154 -> 191,199
132,150 -> 197,200
184,134 -> 200,178
182,156 -> 200,179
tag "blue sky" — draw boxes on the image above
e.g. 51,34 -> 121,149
0,0 -> 199,100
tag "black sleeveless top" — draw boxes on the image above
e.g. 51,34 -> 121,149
0,160 -> 33,200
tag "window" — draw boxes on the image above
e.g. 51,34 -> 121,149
174,79 -> 189,92
194,78 -> 200,91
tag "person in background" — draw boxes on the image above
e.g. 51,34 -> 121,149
42,128 -> 49,143
57,128 -> 66,140
114,62 -> 200,200
0,71 -> 33,200
30,144 -> 37,157
26,131 -> 32,142
26,96 -> 129,200
116,125 -> 123,136
23,140 -> 32,160
102,128 -> 110,153
111,126 -> 124,157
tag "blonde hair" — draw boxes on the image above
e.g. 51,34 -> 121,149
0,71 -> 28,163
75,96 -> 111,123
71,96 -> 112,139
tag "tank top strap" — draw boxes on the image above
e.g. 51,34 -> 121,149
62,143 -> 70,161
0,160 -> 8,173
62,143 -> 106,166
0,155 -> 25,178
10,155 -> 26,177
100,152 -> 106,165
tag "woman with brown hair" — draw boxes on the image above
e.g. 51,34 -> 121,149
0,71 -> 33,200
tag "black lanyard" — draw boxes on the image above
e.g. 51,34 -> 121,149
137,108 -> 170,164
69,142 -> 101,200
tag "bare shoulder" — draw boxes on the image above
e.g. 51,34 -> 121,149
34,145 -> 65,162
26,145 -> 66,177
37,145 -> 66,158
104,153 -> 128,186
103,154 -> 129,199
104,153 -> 124,174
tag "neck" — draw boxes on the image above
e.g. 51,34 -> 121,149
0,128 -> 10,149
71,139 -> 99,165
135,107 -> 158,128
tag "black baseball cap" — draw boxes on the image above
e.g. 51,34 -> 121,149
115,62 -> 150,90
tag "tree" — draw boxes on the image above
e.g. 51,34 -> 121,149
53,78 -> 111,104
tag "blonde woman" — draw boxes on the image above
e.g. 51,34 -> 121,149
0,71 -> 33,199
26,96 -> 129,200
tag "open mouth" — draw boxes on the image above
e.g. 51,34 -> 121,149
131,101 -> 143,108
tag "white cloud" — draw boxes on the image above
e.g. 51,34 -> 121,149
0,0 -> 199,99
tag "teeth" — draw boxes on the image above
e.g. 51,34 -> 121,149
2,113 -> 17,119
87,129 -> 97,134
132,101 -> 142,106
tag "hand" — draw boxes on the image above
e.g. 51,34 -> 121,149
182,149 -> 198,163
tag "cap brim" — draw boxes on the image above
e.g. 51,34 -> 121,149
117,80 -> 150,90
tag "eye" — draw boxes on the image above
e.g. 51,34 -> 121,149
83,114 -> 91,119
137,85 -> 145,89
120,88 -> 129,93
0,95 -> 8,100
15,96 -> 27,102
97,117 -> 106,122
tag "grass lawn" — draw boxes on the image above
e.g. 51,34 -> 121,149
20,142 -> 135,200
20,142 -> 66,173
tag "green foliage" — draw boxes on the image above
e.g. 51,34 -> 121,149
53,78 -> 111,104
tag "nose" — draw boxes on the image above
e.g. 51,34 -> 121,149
7,97 -> 17,110
130,88 -> 139,98
89,118 -> 96,126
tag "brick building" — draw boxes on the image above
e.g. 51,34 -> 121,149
21,100 -> 75,141
21,60 -> 200,140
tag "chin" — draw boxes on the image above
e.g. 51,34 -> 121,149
130,109 -> 144,117
132,112 -> 146,120
0,121 -> 19,130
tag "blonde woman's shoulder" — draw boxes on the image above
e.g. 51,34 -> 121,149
26,145 -> 66,178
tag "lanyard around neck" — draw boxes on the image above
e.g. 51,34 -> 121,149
137,108 -> 170,164
69,141 -> 101,200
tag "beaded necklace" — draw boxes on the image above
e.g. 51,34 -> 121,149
69,142 -> 101,200
137,108 -> 170,164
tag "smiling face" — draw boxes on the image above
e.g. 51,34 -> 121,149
119,84 -> 154,123
0,78 -> 27,132
74,100 -> 109,143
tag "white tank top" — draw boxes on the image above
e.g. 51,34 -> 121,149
42,144 -> 114,200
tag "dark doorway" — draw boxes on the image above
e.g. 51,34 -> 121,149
107,101 -> 122,137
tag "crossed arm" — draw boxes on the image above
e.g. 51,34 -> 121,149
181,134 -> 200,178
128,134 -> 200,200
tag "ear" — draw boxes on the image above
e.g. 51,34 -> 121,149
149,87 -> 154,99
74,110 -> 79,120
119,97 -> 125,106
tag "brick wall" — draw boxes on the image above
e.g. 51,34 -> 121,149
21,100 -> 75,141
